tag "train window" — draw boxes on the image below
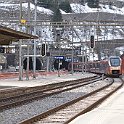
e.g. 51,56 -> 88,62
110,58 -> 120,66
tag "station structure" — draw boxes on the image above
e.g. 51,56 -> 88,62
0,1 -> 124,123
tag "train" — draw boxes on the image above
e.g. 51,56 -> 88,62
68,56 -> 122,77
120,54 -> 124,74
0,52 -> 123,77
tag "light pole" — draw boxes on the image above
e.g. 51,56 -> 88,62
33,0 -> 37,79
26,0 -> 31,80
19,39 -> 23,81
19,0 -> 23,81
56,28 -> 62,77
81,44 -> 84,74
71,26 -> 74,75
46,42 -> 50,72
57,60 -> 60,77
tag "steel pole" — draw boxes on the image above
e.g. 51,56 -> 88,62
26,0 -> 31,80
33,0 -> 37,79
71,26 -> 74,75
81,44 -> 84,74
47,42 -> 50,72
19,0 -> 23,81
20,0 -> 22,21
19,39 -> 23,81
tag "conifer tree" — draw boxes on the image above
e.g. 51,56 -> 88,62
87,0 -> 99,8
59,1 -> 72,13
52,7 -> 63,22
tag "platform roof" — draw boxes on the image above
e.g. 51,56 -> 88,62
0,25 -> 38,45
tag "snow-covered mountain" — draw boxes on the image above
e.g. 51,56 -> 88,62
0,1 -> 124,53
71,3 -> 124,15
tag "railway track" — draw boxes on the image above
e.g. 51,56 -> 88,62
19,77 -> 123,124
0,75 -> 99,111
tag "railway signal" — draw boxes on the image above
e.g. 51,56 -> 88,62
0,47 -> 5,53
41,44 -> 46,56
90,35 -> 95,48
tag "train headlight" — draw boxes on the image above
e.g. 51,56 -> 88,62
110,66 -> 120,70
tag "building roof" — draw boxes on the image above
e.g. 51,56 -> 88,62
0,25 -> 38,45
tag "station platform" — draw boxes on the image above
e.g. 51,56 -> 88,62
69,83 -> 124,124
0,71 -> 95,88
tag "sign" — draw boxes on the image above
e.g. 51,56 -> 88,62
65,58 -> 72,62
20,19 -> 26,24
54,56 -> 64,59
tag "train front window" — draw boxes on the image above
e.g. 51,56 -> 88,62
110,58 -> 120,66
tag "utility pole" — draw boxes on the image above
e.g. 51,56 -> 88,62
96,7 -> 101,60
81,43 -> 84,74
71,26 -> 74,75
19,0 -> 23,81
33,0 -> 37,79
46,42 -> 50,72
26,0 -> 31,80
20,0 -> 22,21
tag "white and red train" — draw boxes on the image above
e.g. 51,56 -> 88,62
68,56 -> 122,77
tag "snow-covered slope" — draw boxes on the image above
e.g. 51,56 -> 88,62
71,3 -> 124,15
0,1 -> 124,51
0,2 -> 53,16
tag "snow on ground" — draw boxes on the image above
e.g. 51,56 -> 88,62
23,3 -> 53,15
0,2 -> 53,15
71,3 -> 124,15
